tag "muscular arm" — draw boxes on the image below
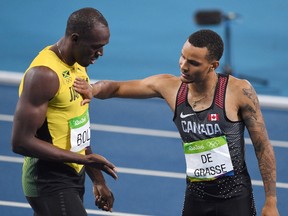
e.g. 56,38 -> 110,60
74,74 -> 179,110
238,80 -> 278,215
11,67 -> 117,179
11,66 -> 69,160
91,75 -> 166,99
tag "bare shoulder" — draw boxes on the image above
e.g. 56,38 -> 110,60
143,74 -> 180,88
226,75 -> 259,121
22,66 -> 59,102
227,75 -> 257,105
144,74 -> 178,81
25,66 -> 59,82
228,75 -> 251,90
145,74 -> 181,110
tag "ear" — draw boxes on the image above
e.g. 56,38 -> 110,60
211,61 -> 219,70
71,33 -> 79,42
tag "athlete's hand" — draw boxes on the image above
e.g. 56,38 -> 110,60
261,197 -> 279,216
262,206 -> 279,216
86,154 -> 118,180
73,77 -> 92,105
93,183 -> 114,212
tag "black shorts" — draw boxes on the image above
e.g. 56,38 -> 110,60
182,184 -> 257,216
26,190 -> 87,216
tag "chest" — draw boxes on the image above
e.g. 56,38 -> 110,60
49,67 -> 89,113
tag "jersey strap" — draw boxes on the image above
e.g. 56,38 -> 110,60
214,74 -> 228,109
176,83 -> 188,106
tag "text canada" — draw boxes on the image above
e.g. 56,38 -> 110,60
181,121 -> 221,135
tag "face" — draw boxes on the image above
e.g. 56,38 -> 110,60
73,24 -> 110,67
179,41 -> 213,83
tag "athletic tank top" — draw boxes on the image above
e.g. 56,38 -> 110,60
173,74 -> 253,199
19,46 -> 90,196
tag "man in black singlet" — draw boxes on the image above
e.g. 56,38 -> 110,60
74,29 -> 279,216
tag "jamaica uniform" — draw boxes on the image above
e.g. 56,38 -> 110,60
19,46 -> 91,198
173,74 -> 256,216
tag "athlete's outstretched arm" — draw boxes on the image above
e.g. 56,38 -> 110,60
74,74 -> 175,104
239,81 -> 279,216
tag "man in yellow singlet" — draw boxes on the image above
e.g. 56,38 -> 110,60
11,7 -> 117,216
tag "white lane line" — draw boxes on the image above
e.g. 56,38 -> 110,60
0,200 -> 151,216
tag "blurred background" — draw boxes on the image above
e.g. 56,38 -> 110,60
1,0 -> 288,96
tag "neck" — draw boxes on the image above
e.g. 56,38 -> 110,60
190,72 -> 218,94
56,39 -> 71,66
188,73 -> 219,109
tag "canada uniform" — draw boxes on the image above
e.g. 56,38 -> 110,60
173,74 -> 256,216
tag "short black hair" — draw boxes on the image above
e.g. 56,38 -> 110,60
65,7 -> 108,36
188,29 -> 224,62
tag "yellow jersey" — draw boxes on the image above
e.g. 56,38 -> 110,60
19,46 -> 90,196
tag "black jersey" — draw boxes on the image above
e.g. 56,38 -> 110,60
173,74 -> 254,201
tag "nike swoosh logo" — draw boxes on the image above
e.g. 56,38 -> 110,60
180,112 -> 195,118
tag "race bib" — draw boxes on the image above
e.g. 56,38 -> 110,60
184,136 -> 234,182
69,110 -> 91,152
